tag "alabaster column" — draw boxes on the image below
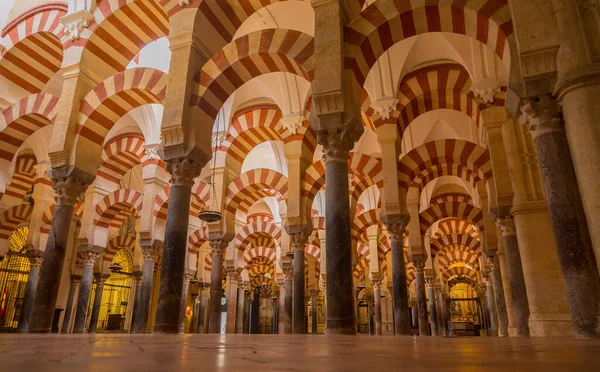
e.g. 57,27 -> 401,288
383,221 -> 411,335
291,232 -> 308,334
225,271 -> 239,334
483,277 -> 499,336
522,97 -> 600,337
60,274 -> 81,333
134,244 -> 159,333
208,240 -> 226,334
426,279 -> 439,336
283,267 -> 293,334
29,170 -> 92,333
154,158 -> 201,333
488,255 -> 509,336
413,258 -> 429,336
16,252 -> 43,333
372,280 -> 383,335
178,273 -> 193,334
88,274 -> 109,333
236,282 -> 247,333
72,252 -> 99,334
497,217 -> 530,336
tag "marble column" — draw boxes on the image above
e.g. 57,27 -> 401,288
60,274 -> 81,334
291,232 -> 308,334
236,282 -> 247,334
426,279 -> 439,336
413,258 -> 429,336
372,280 -> 383,335
16,252 -> 43,333
522,97 -> 600,338
242,290 -> 250,334
383,221 -> 411,335
250,287 -> 260,334
29,170 -> 92,333
497,217 -> 530,336
435,287 -> 446,336
488,255 -> 509,336
283,266 -> 293,334
189,291 -> 198,334
208,240 -> 226,334
134,244 -> 159,333
387,286 -> 395,334
154,157 -> 201,333
225,270 -> 239,334
309,289 -> 318,334
178,273 -> 193,334
197,285 -> 210,334
483,277 -> 499,336
277,281 -> 285,334
129,271 -> 142,333
88,274 -> 109,333
72,252 -> 99,334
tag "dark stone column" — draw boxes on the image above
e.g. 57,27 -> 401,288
236,282 -> 247,333
387,286 -> 395,334
484,277 -> 499,336
178,273 -> 192,334
522,97 -> 600,338
16,252 -> 43,333
488,255 -> 509,336
412,257 -> 429,336
225,270 -> 239,334
250,287 -> 260,334
197,286 -> 209,334
208,240 -> 226,334
242,291 -> 250,334
154,157 -> 201,333
435,288 -> 446,336
497,216 -> 530,336
88,274 -> 108,333
426,279 -> 439,336
72,252 -> 99,334
60,274 -> 81,333
372,280 -> 382,335
310,289 -> 318,334
129,271 -> 142,333
382,219 -> 411,334
134,244 -> 159,333
189,290 -> 198,334
29,169 -> 93,333
283,266 -> 293,334
291,232 -> 308,334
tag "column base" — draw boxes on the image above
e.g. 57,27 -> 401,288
326,328 -> 357,335
508,326 -> 518,337
153,325 -> 179,334
529,314 -> 574,337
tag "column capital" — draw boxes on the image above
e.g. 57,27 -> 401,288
290,229 -> 310,251
141,244 -> 161,262
496,216 -> 516,237
209,239 -> 228,256
425,277 -> 435,287
166,157 -> 202,188
317,119 -> 363,163
49,167 -> 94,207
282,267 -> 293,280
70,274 -> 82,284
412,257 -> 426,273
381,214 -> 410,243
521,96 -> 563,139
239,281 -> 249,292
371,279 -> 382,290
79,251 -> 100,266
183,273 -> 194,284
94,273 -> 110,285
27,254 -> 44,270
486,255 -> 501,271
226,269 -> 240,283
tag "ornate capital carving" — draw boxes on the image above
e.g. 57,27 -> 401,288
496,216 -> 516,237
412,258 -> 426,273
28,254 -> 43,270
79,251 -> 99,266
60,10 -> 94,41
279,115 -> 305,135
425,277 -> 435,287
51,172 -> 92,207
382,214 -> 410,243
183,273 -> 194,284
282,267 -> 293,280
470,79 -> 502,105
144,144 -> 161,160
487,255 -> 501,271
370,98 -> 398,120
179,0 -> 191,6
371,279 -> 382,290
521,96 -> 563,139
239,281 -> 249,292
141,245 -> 160,262
291,231 -> 309,251
209,239 -> 228,256
317,119 -> 363,163
166,157 -> 202,188
70,274 -> 82,285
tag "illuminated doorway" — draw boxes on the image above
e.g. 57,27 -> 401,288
0,226 -> 30,331
447,279 -> 484,336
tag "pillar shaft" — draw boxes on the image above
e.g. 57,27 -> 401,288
435,288 -> 446,336
208,241 -> 226,334
372,281 -> 383,335
497,217 -> 530,336
130,273 -> 142,333
236,284 -> 247,333
178,274 -> 192,334
427,283 -> 438,336
292,233 -> 308,334
88,275 -> 108,333
60,275 -> 80,333
283,268 -> 293,334
311,292 -> 318,334
225,272 -> 239,334
29,171 -> 91,333
489,256 -> 509,336
484,279 -> 499,336
16,254 -> 43,333
72,254 -> 98,333
154,158 -> 200,333
384,222 -> 410,335
413,261 -> 429,336
523,98 -> 600,338
134,247 -> 158,333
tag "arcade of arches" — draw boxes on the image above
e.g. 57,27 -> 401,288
0,0 -> 599,350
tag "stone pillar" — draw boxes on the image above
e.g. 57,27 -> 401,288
434,286 -> 446,336
497,217 -> 530,336
154,157 -> 201,333
412,257 -> 429,336
426,279 -> 439,336
72,252 -> 99,334
372,280 -> 383,335
129,271 -> 142,333
522,97 -> 600,338
29,170 -> 92,333
189,290 -> 198,334
242,290 -> 250,334
134,244 -> 159,333
178,273 -> 193,334
291,232 -> 308,334
208,240 -> 226,334
60,274 -> 81,333
383,220 -> 411,335
16,252 -> 43,333
225,270 -> 239,334
283,266 -> 293,334
236,281 -> 247,334
198,285 -> 210,334
483,277 -> 499,336
88,274 -> 109,333
488,255 -> 509,336
250,286 -> 260,334
387,286 -> 395,334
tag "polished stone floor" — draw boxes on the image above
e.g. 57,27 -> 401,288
0,334 -> 599,371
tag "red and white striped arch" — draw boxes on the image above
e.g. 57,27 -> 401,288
305,244 -> 321,263
352,209 -> 381,244
0,93 -> 58,167
442,265 -> 478,282
0,3 -> 66,94
224,168 -> 288,219
353,255 -> 369,279
350,175 -> 380,208
235,220 -> 281,253
344,0 -> 513,85
192,29 -> 314,125
94,189 -> 143,229
238,232 -> 277,253
432,217 -> 480,240
97,133 -> 150,185
0,204 -> 33,243
155,183 -> 208,223
247,212 -> 274,224
397,139 -> 493,191
419,201 -> 484,236
429,192 -> 473,207
244,246 -> 276,266
311,216 -> 325,231
75,0 -> 169,79
2,153 -> 37,201
40,202 -> 83,237
437,250 -> 480,273
104,234 -> 136,262
430,233 -> 481,258
406,262 -> 416,286
74,68 -> 167,165
188,227 -> 207,255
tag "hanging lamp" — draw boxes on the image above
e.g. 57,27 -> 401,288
198,116 -> 223,223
